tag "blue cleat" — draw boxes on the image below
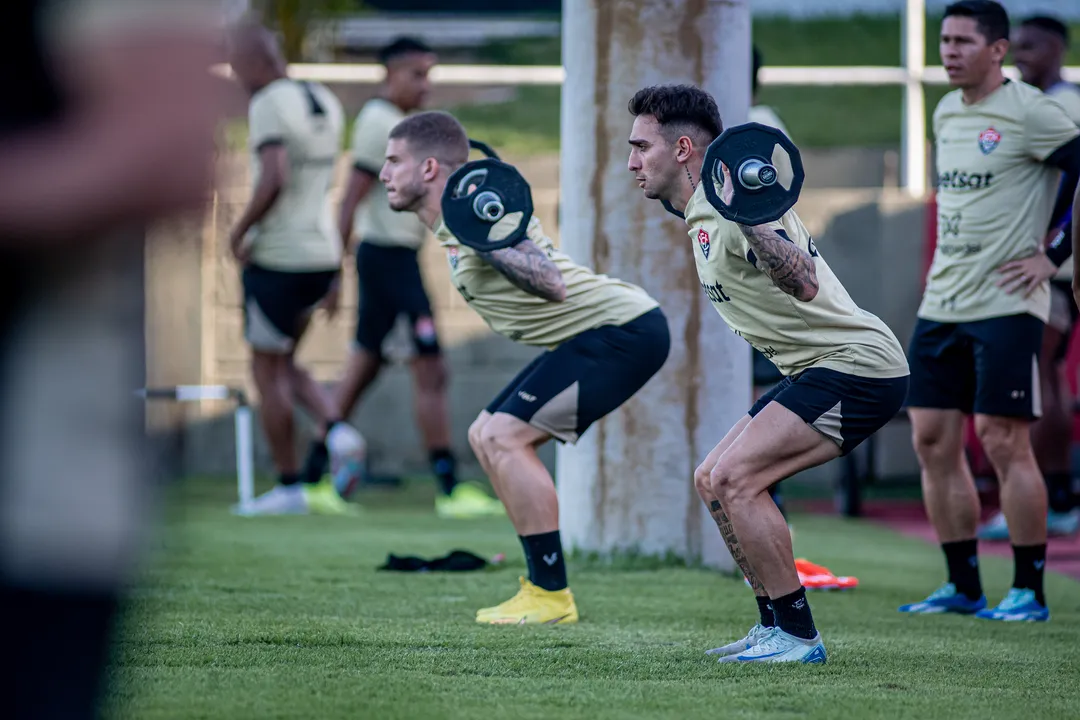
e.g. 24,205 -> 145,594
898,583 -> 987,615
975,588 -> 1049,623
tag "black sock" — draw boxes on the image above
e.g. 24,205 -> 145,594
1046,473 -> 1074,513
1012,543 -> 1047,606
302,440 -> 330,485
771,586 -> 817,640
429,448 -> 458,496
520,531 -> 568,591
942,539 -> 982,600
755,595 -> 776,628
279,472 -> 301,487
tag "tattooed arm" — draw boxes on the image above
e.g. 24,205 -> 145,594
477,239 -> 567,302
737,223 -> 819,302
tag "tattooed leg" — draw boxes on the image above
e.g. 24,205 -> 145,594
693,415 -> 766,594
709,499 -> 766,594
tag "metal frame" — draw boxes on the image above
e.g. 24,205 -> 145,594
138,385 -> 255,512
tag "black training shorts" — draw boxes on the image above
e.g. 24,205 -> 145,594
906,313 -> 1043,419
354,242 -> 439,360
750,366 -> 909,456
486,307 -> 670,444
242,264 -> 337,353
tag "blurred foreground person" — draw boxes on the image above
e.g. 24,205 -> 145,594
0,1 -> 223,717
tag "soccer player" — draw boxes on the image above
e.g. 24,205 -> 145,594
627,85 -> 910,663
227,21 -> 362,516
335,38 -> 501,518
900,1 -> 1080,622
380,111 -> 670,624
978,14 -> 1080,540
1,2 -> 223,717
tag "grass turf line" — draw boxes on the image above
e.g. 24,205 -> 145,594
104,476 -> 1080,720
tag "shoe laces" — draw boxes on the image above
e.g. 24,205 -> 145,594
744,627 -> 787,655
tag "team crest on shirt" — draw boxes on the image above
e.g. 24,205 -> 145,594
447,246 -> 459,270
977,127 -> 1001,155
697,228 -> 711,259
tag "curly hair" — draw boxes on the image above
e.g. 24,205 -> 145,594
628,84 -> 724,144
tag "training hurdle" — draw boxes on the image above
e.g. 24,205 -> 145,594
138,385 -> 255,512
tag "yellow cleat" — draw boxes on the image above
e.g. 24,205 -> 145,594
436,481 -> 506,519
303,477 -> 357,516
476,577 -> 579,625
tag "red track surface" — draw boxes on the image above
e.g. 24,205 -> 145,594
799,498 -> 1080,581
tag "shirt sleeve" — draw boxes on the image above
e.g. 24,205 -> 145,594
1026,93 -> 1080,162
350,105 -> 389,175
249,91 -> 286,151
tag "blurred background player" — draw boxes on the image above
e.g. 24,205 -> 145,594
0,1 -> 223,717
227,20 -> 362,517
382,111 -> 669,624
335,37 -> 502,519
978,14 -> 1080,540
900,0 -> 1080,622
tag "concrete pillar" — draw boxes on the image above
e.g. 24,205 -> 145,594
556,0 -> 752,571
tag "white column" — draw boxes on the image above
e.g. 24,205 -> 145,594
902,0 -> 927,197
557,0 -> 752,572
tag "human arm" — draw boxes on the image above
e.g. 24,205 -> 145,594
337,167 -> 376,253
229,143 -> 288,262
736,222 -> 820,302
997,133 -> 1080,296
716,163 -> 818,301
477,239 -> 567,302
1073,183 -> 1080,309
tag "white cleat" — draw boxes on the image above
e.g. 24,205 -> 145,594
717,627 -> 827,664
705,623 -> 773,658
233,484 -> 308,516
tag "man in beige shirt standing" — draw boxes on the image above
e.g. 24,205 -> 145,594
977,14 -> 1080,540
336,37 -> 501,519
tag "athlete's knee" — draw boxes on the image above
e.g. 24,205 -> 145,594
468,414 -> 490,459
975,415 -> 1033,469
693,461 -> 713,502
708,456 -> 754,506
412,354 -> 448,394
478,415 -> 533,461
910,412 -> 960,469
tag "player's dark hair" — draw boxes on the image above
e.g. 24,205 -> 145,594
752,46 -> 763,96
389,111 -> 469,168
627,84 -> 724,145
378,37 -> 433,66
944,1 -> 1010,44
1020,15 -> 1070,46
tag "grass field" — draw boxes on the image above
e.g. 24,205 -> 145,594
104,476 -> 1080,720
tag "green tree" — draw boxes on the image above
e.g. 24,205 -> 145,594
253,0 -> 359,62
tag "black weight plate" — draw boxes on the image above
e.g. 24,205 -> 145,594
702,122 -> 805,226
441,158 -> 533,251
